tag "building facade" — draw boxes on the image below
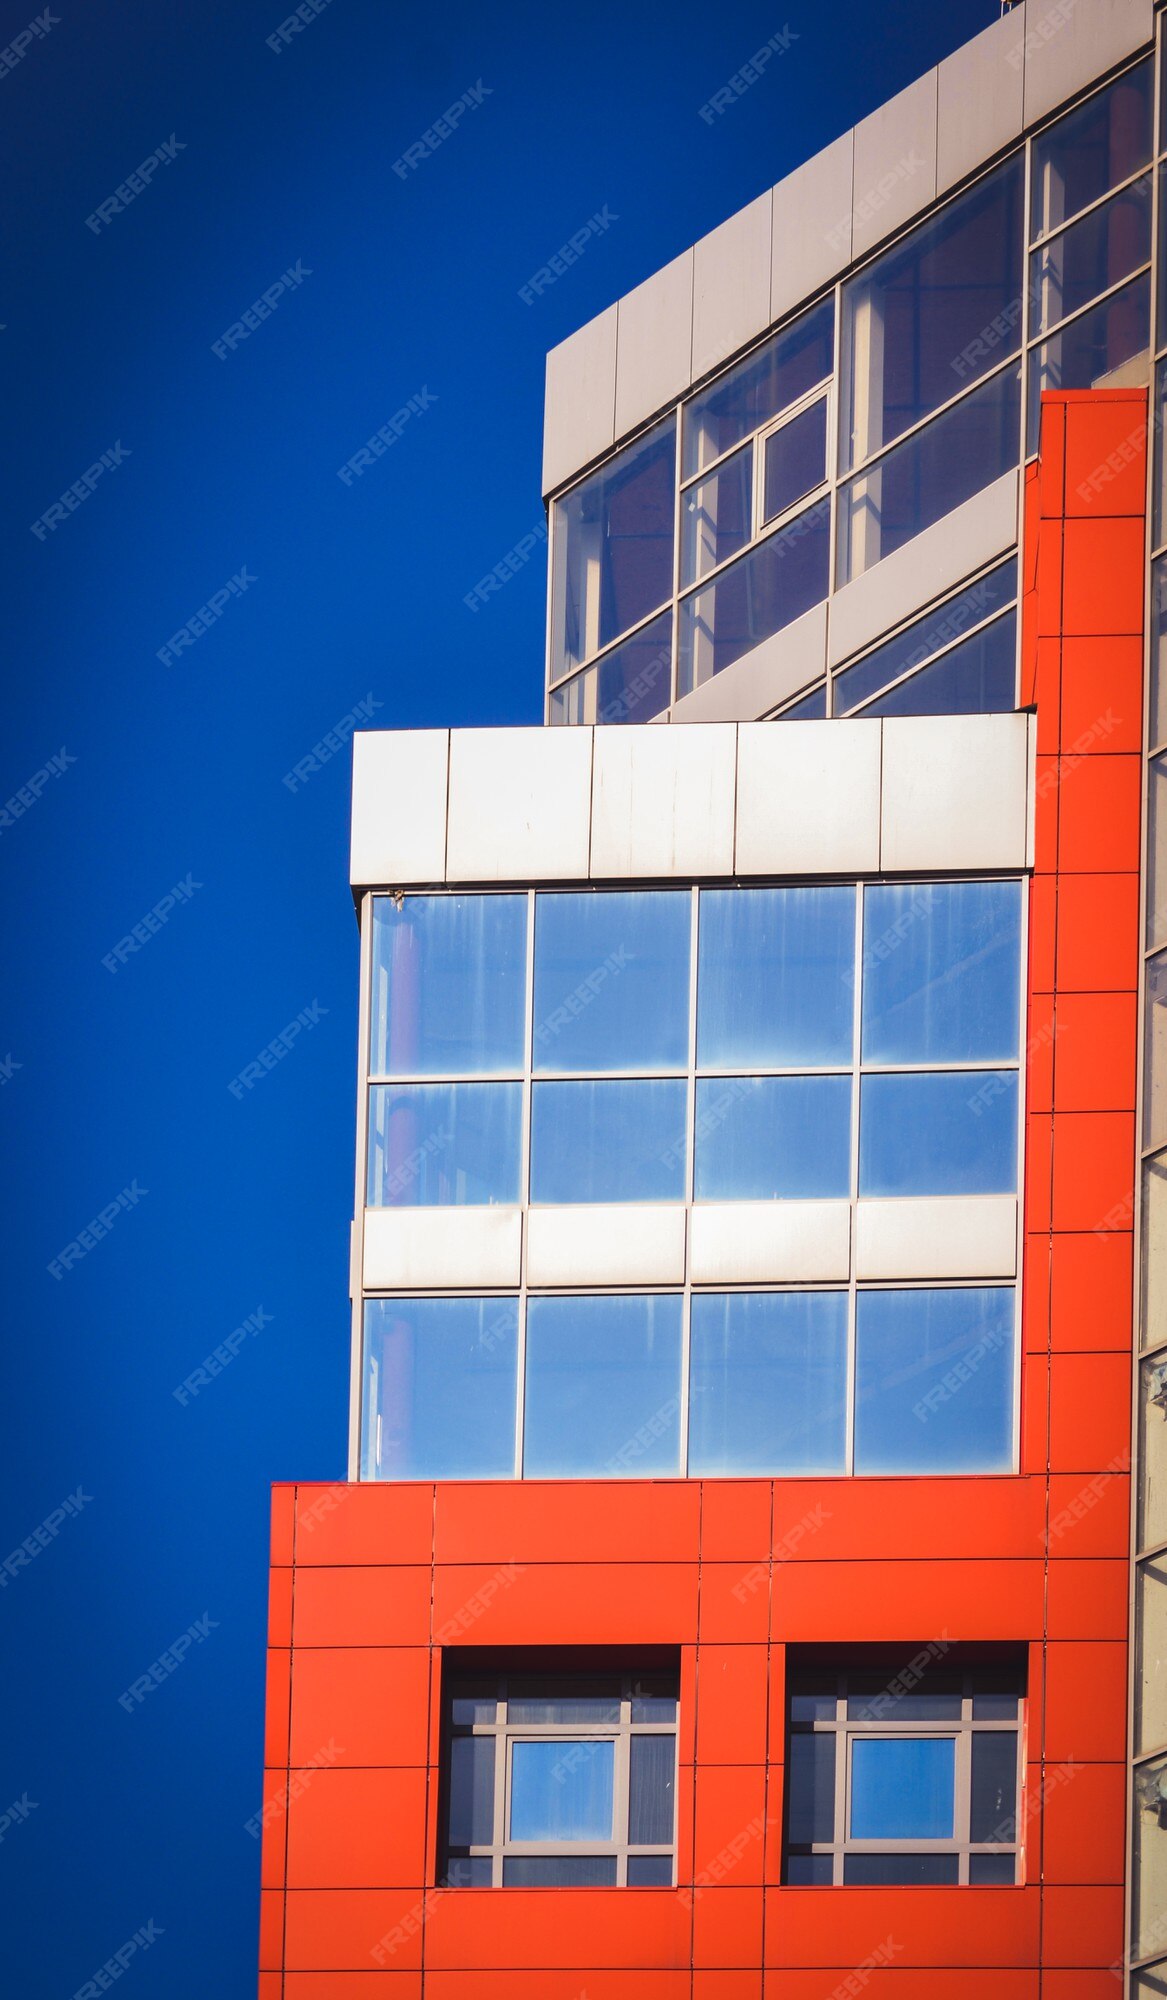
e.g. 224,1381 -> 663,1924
258,2 -> 1167,1992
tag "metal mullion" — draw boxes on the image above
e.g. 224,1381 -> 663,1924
350,890 -> 375,1479
844,352 -> 1020,488
680,887 -> 700,1473
1029,162 -> 1156,253
669,414 -> 683,710
846,885 -> 863,1475
1030,258 -> 1153,348
367,1070 -> 524,1087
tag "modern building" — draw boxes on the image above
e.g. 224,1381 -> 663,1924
257,2 -> 1167,1992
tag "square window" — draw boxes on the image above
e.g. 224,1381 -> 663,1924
697,885 -> 855,1068
854,1287 -> 1015,1475
858,1071 -> 1018,1198
688,1290 -> 848,1475
370,894 -> 527,1077
850,1737 -> 955,1839
533,890 -> 691,1074
442,1658 -> 678,1888
530,1078 -> 688,1203
694,1074 -> 852,1200
367,1080 -> 523,1207
523,1295 -> 683,1478
361,1297 -> 518,1481
861,881 -> 1022,1065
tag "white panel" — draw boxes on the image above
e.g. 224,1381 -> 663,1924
771,133 -> 855,325
854,1197 -> 1019,1281
827,469 -> 1019,669
614,250 -> 694,441
362,1207 -> 522,1290
691,193 -> 772,386
879,712 -> 1031,871
350,729 -> 448,887
542,305 -> 617,496
689,1201 -> 851,1284
1024,0 -> 1152,127
669,601 -> 827,725
851,71 -> 938,261
590,725 -> 736,877
446,727 -> 593,882
1026,713 -> 1037,869
526,1206 -> 686,1288
735,719 -> 881,875
937,11 -> 1026,195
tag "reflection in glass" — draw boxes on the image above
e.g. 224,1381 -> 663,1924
862,880 -> 1023,1064
627,1855 -> 674,1885
371,894 -> 527,1076
764,396 -> 828,522
510,1738 -> 614,1841
681,443 -> 752,584
552,417 -> 676,678
548,612 -> 673,726
859,1072 -> 1018,1197
522,1293 -> 683,1477
629,1735 -> 675,1844
367,1081 -> 522,1206
530,1078 -> 687,1203
688,1291 -> 848,1474
533,890 -> 690,1073
1030,58 -> 1152,238
1027,273 -> 1150,452
854,1287 -> 1015,1474
1133,1751 -> 1167,1964
694,1074 -> 852,1200
839,366 -> 1022,584
841,156 -> 1024,472
678,496 -> 831,696
683,297 -> 834,476
970,1732 -> 1018,1842
1136,1560 -> 1167,1756
834,559 -> 1017,712
361,1297 -> 518,1480
1146,953 -> 1167,1155
787,1732 -> 836,1844
850,1737 -> 955,1838
1152,552 -> 1167,751
1030,175 -> 1151,335
697,885 -> 856,1068
856,612 -> 1016,717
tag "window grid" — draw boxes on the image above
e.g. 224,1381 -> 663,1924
786,1673 -> 1025,1886
545,51 -> 1152,726
443,1676 -> 678,1888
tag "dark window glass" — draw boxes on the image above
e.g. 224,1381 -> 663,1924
764,396 -> 828,522
684,298 -> 834,476
682,443 -> 753,583
1031,58 -> 1153,238
841,156 -> 1024,472
443,1856 -> 493,1886
553,418 -> 676,676
548,612 -> 673,727
1031,175 -> 1151,335
843,1853 -> 960,1885
857,612 -> 1016,718
787,1733 -> 836,1844
448,1737 -> 495,1846
970,1732 -> 1018,1843
786,1854 -> 834,1884
678,496 -> 830,696
969,1852 -> 1016,1884
627,1855 -> 674,1885
1027,272 -> 1149,452
776,683 -> 827,719
834,560 -> 1016,713
503,1855 -> 617,1886
629,1735 -> 676,1844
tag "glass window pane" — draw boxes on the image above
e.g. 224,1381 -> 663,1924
548,613 -> 673,727
507,1687 -> 621,1725
510,1738 -> 614,1840
969,1852 -> 1016,1884
1139,1351 -> 1167,1554
790,1692 -> 837,1721
1147,952 -> 1167,1153
448,1736 -> 495,1846
688,1291 -> 848,1475
522,1294 -> 683,1477
551,417 -> 675,678
627,1854 -> 673,1885
850,1737 -> 955,1839
841,157 -> 1024,473
697,886 -> 856,1068
777,683 -> 827,719
859,1072 -> 1018,1197
503,1855 -> 617,1885
1031,59 -> 1153,238
839,366 -> 1022,585
678,497 -> 830,697
629,1734 -> 675,1844
367,1081 -> 522,1207
844,1853 -> 959,1884
630,1684 -> 678,1723
361,1297 -> 518,1480
1027,273 -> 1150,454
1150,756 -> 1167,951
854,1287 -> 1015,1475
451,1693 -> 498,1724
1137,1559 -> 1167,1757
1151,554 -> 1167,750
1133,1751 -> 1167,1962
681,443 -> 752,585
787,1732 -> 836,1844
684,298 -> 834,477
529,1079 -> 687,1203
694,1075 -> 852,1200
847,1678 -> 961,1722
834,559 -> 1017,713
970,1731 -> 1018,1843
371,894 -> 526,1076
534,890 -> 690,1074
862,881 -> 1023,1064
764,397 -> 828,522
1031,175 -> 1151,336
856,612 -> 1016,718
786,1853 -> 834,1884
443,1856 -> 492,1885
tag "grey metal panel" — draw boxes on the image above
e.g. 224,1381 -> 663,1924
850,70 -> 938,262
770,132 -> 855,324
614,248 -> 694,440
937,9 -> 1027,195
690,192 -> 772,386
668,600 -> 827,724
542,304 -> 617,496
1023,0 -> 1152,126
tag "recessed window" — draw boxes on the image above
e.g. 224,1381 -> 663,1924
785,1648 -> 1025,1885
441,1659 -> 679,1887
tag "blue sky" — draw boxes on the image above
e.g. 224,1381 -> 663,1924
1,0 -> 997,1987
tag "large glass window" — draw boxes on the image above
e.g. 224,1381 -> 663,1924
697,885 -> 855,1068
1031,175 -> 1151,336
522,1294 -> 683,1476
1027,272 -> 1151,452
361,1296 -> 518,1479
551,417 -> 676,681
688,1290 -> 848,1474
548,612 -> 672,727
367,1080 -> 523,1207
785,1650 -> 1025,1885
442,1664 -> 679,1888
530,1078 -> 688,1203
840,157 -> 1024,474
694,1074 -> 852,1200
371,894 -> 527,1076
862,880 -> 1023,1064
1030,58 -> 1153,239
683,298 -> 834,478
533,890 -> 690,1073
678,495 -> 831,696
854,1288 -> 1016,1474
834,560 -> 1018,715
